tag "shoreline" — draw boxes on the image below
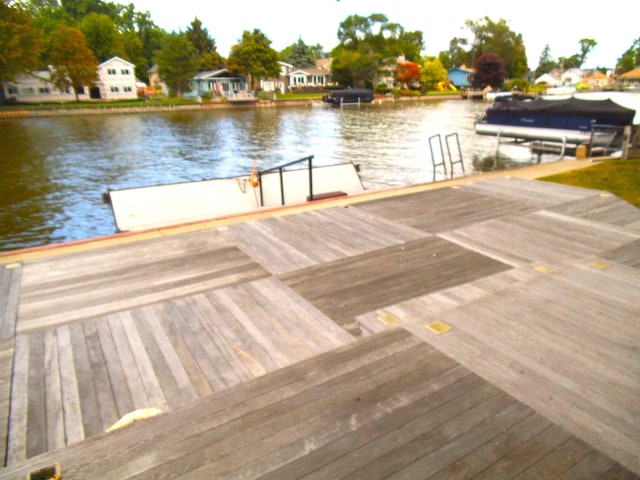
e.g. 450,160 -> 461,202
0,94 -> 461,119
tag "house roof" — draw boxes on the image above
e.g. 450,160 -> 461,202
290,68 -> 329,76
619,68 -> 640,79
98,56 -> 135,69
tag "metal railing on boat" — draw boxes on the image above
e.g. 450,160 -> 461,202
256,155 -> 316,207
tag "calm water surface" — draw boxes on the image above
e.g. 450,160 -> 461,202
0,99 -> 550,252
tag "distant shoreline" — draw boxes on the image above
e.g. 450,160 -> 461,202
0,94 -> 461,119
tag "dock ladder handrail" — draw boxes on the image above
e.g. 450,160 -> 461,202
257,155 -> 315,207
429,133 -> 465,181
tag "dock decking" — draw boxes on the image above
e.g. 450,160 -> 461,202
0,175 -> 639,478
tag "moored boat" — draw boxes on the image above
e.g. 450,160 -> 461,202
322,88 -> 375,105
475,95 -> 636,144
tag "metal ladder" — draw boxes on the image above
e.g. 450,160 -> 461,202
429,133 -> 465,182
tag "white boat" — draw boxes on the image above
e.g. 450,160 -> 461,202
104,159 -> 365,232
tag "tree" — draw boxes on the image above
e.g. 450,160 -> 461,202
154,31 -> 198,97
0,1 -> 43,90
186,17 -> 223,70
535,44 -> 558,77
49,26 -> 98,101
442,37 -> 469,69
395,61 -> 420,88
421,57 -> 447,90
227,29 -> 280,91
472,52 -> 505,88
331,13 -> 423,88
578,38 -> 597,67
78,12 -> 123,62
617,37 -> 640,73
465,17 -> 528,79
281,38 -> 316,68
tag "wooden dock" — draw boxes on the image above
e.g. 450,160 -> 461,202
0,175 -> 639,478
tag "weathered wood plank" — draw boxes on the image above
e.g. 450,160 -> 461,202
16,231 -> 269,333
55,325 -> 84,446
355,186 -> 538,233
42,330 -> 64,452
25,333 -> 45,459
0,338 -> 14,467
0,329 -> 418,478
280,236 -> 510,333
227,207 -> 428,274
5,335 -> 29,466
0,264 -> 21,340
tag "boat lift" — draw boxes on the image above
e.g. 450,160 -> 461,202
429,133 -> 465,181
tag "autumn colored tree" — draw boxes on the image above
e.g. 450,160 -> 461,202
472,52 -> 505,89
394,61 -> 420,88
49,26 -> 98,101
0,1 -> 43,96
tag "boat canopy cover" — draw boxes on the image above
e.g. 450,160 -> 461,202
488,97 -> 636,125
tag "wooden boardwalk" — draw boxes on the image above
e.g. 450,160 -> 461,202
1,176 -> 639,478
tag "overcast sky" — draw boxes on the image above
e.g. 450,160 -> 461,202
130,0 -> 637,69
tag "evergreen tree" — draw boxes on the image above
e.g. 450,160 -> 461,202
617,37 -> 640,73
535,44 -> 558,77
281,38 -> 316,68
154,31 -> 198,97
186,17 -> 223,71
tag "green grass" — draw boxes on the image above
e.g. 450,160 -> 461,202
539,158 -> 640,207
0,97 -> 197,110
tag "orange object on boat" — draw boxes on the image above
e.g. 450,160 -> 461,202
250,160 -> 260,187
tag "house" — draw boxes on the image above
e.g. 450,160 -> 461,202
560,68 -> 583,86
260,61 -> 294,93
147,64 -> 168,96
1,68 -> 87,103
583,71 -> 613,90
616,68 -> 640,89
189,69 -> 248,98
95,57 -> 137,100
534,72 -> 561,87
448,66 -> 474,88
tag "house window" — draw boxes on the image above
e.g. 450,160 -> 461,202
38,87 -> 50,94
123,86 -> 132,92
121,69 -> 130,75
23,87 -> 35,95
7,86 -> 18,94
110,86 -> 119,93
107,68 -> 117,75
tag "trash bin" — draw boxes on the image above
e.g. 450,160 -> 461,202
576,144 -> 587,159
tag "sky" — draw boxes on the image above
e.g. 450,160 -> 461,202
130,0 -> 638,70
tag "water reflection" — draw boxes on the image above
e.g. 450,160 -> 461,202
0,100 -> 547,251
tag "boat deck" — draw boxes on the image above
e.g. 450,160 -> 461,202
0,174 -> 639,478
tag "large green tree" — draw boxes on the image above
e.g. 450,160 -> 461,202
227,29 -> 280,91
331,13 -> 423,88
465,17 -> 528,79
78,12 -> 123,62
0,0 -> 43,91
49,26 -> 98,100
154,31 -> 198,97
186,17 -> 223,71
617,37 -> 640,73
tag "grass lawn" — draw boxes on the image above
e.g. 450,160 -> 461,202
539,158 -> 640,207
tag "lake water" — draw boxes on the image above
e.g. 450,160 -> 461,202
0,97 -> 592,252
